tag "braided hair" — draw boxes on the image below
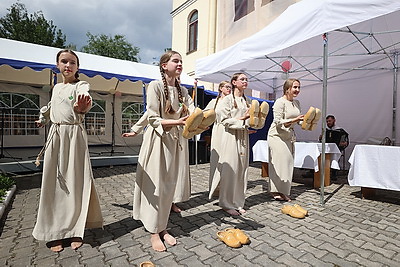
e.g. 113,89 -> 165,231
231,72 -> 250,109
214,80 -> 231,109
159,50 -> 187,115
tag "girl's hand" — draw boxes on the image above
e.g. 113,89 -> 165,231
35,120 -> 44,128
296,114 -> 305,122
179,115 -> 189,125
74,94 -> 92,114
238,109 -> 250,120
122,132 -> 138,137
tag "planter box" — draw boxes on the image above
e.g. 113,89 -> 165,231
0,185 -> 17,219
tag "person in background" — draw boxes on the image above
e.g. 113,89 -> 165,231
319,114 -> 349,180
207,81 -> 232,199
268,79 -> 304,202
210,73 -> 252,216
32,49 -> 103,252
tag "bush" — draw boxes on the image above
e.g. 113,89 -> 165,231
0,174 -> 15,202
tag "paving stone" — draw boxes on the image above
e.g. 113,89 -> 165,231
298,251 -> 332,267
297,243 -> 328,259
345,253 -> 383,267
1,164 -> 400,266
360,241 -> 396,259
275,252 -> 311,267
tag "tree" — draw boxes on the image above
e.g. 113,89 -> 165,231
0,2 -> 66,48
81,32 -> 140,62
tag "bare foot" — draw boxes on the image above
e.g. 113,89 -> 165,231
271,192 -> 285,201
171,203 -> 182,213
71,237 -> 83,250
223,208 -> 240,216
280,193 -> 292,202
160,230 -> 177,246
238,208 -> 246,215
150,233 -> 166,252
50,240 -> 63,252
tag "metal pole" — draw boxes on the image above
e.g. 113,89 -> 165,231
392,52 -> 398,145
320,33 -> 328,206
194,80 -> 198,167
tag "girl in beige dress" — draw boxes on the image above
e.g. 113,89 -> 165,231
132,51 -> 194,252
213,73 -> 251,216
32,50 -> 103,252
207,81 -> 232,198
122,111 -> 188,213
268,79 -> 304,201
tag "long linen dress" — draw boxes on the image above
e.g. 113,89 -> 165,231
133,80 -> 193,233
32,81 -> 103,241
206,98 -> 225,198
267,96 -> 301,196
209,94 -> 249,210
130,110 -> 190,204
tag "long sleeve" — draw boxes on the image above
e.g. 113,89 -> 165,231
130,111 -> 148,134
219,95 -> 248,130
38,102 -> 51,125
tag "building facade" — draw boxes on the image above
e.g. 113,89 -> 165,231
171,0 -> 301,99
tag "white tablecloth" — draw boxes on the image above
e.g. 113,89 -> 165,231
252,140 -> 341,172
348,144 -> 400,191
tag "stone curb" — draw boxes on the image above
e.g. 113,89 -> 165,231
0,184 -> 17,219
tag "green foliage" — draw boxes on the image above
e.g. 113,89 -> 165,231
0,174 -> 15,202
81,32 -> 140,62
0,2 -> 66,48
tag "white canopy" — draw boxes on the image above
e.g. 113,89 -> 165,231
0,37 -> 196,96
196,0 -> 400,92
196,0 -> 400,150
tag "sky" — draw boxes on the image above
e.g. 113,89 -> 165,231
0,0 -> 173,64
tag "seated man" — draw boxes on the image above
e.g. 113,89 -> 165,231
319,115 -> 349,180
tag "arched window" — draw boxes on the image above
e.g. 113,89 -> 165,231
0,92 -> 40,135
121,102 -> 145,133
188,10 -> 198,53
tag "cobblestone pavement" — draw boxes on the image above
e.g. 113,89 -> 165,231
1,163 -> 400,266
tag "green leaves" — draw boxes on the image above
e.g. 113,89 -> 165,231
0,2 -> 66,48
81,32 -> 140,62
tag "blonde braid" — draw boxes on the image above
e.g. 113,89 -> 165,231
243,95 -> 250,108
175,79 -> 188,116
233,87 -> 238,109
214,95 -> 220,109
161,72 -> 174,114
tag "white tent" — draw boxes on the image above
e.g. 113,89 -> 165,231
196,0 -> 400,152
0,38 -> 197,148
1,38 -> 196,92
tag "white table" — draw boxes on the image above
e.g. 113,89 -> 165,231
348,144 -> 400,197
253,140 -> 341,187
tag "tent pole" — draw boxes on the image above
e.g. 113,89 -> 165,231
320,33 -> 328,206
392,52 -> 398,145
194,80 -> 198,167
142,81 -> 147,111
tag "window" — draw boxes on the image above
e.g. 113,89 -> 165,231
261,0 -> 274,6
85,99 -> 106,136
188,10 -> 198,53
0,92 -> 40,136
121,102 -> 145,133
234,0 -> 255,21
